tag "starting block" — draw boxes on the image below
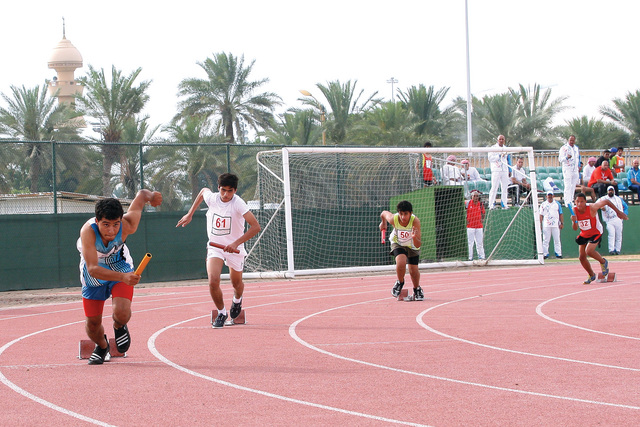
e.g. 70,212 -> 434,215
396,289 -> 408,301
78,338 -> 126,359
211,309 -> 246,326
597,272 -> 617,283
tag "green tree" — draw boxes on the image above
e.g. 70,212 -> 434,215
76,65 -> 151,196
176,52 -> 282,144
263,109 -> 322,145
470,92 -> 519,145
600,89 -> 640,143
510,83 -> 567,149
147,116 -> 226,208
308,80 -> 381,144
350,101 -> 416,146
114,117 -> 160,199
0,84 -> 83,192
562,116 -> 630,149
397,84 -> 456,141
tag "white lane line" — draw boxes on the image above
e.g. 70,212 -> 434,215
416,285 -> 640,372
147,303 -> 431,427
289,298 -> 640,410
535,284 -> 640,340
0,322 -> 116,427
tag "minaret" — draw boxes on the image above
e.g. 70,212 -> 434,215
47,18 -> 83,105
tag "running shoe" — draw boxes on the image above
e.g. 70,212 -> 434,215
230,299 -> 242,319
391,280 -> 404,297
413,286 -> 425,301
601,258 -> 609,276
583,274 -> 597,285
88,335 -> 110,365
212,312 -> 228,329
114,324 -> 131,353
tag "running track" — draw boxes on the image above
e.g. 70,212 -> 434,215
1,262 -> 639,426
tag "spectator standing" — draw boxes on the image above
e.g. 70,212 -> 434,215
558,135 -> 580,206
539,191 -> 564,259
465,190 -> 485,261
420,142 -> 434,186
610,147 -> 625,176
628,159 -> 640,199
588,161 -> 617,198
598,186 -> 628,255
488,134 -> 511,209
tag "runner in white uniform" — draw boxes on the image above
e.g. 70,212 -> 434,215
597,185 -> 628,255
177,173 -> 261,328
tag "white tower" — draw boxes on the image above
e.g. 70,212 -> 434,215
47,18 -> 83,106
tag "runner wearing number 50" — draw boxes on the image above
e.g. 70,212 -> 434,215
571,192 -> 627,284
380,200 -> 424,300
177,173 -> 261,328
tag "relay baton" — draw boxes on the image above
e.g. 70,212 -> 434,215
134,253 -> 152,275
209,241 -> 240,254
381,229 -> 386,244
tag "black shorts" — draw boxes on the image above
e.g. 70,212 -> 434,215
576,233 -> 602,245
391,246 -> 420,265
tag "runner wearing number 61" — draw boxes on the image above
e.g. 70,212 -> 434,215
379,200 -> 424,301
177,173 -> 261,328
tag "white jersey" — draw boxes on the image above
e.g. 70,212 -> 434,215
204,189 -> 250,253
488,144 -> 510,172
559,143 -> 580,173
540,200 -> 563,228
598,194 -> 625,223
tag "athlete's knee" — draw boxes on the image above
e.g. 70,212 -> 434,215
85,315 -> 102,332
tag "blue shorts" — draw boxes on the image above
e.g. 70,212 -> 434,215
82,280 -> 120,300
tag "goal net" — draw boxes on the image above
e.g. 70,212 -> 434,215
244,147 -> 543,278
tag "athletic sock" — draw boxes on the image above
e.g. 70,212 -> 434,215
218,308 -> 227,316
232,296 -> 242,304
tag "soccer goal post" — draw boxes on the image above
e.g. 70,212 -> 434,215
243,146 -> 543,278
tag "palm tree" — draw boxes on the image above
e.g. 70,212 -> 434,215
146,116 -> 226,208
309,80 -> 381,144
563,116 -> 630,149
470,92 -> 519,145
397,84 -> 455,141
75,65 -> 151,196
510,83 -> 567,148
262,109 -> 321,145
600,90 -> 640,143
115,117 -> 160,199
350,101 -> 416,146
176,52 -> 282,144
0,84 -> 83,192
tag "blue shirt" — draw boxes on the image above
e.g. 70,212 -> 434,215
628,167 -> 640,187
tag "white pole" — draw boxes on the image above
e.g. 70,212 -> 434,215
465,0 -> 473,149
281,148 -> 296,276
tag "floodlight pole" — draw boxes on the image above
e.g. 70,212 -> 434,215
465,0 -> 473,149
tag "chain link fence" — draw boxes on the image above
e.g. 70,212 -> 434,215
1,140 -> 638,214
0,140 -> 284,214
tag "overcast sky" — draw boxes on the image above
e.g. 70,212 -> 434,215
2,0 -> 639,136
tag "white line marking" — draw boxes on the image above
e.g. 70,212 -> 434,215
289,298 -> 640,410
417,285 -> 640,372
147,308 -> 430,427
0,322 -> 116,426
536,284 -> 640,340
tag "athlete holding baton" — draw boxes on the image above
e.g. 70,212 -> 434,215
571,192 -> 627,284
177,173 -> 260,328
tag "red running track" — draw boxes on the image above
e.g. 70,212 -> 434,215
1,262 -> 639,426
